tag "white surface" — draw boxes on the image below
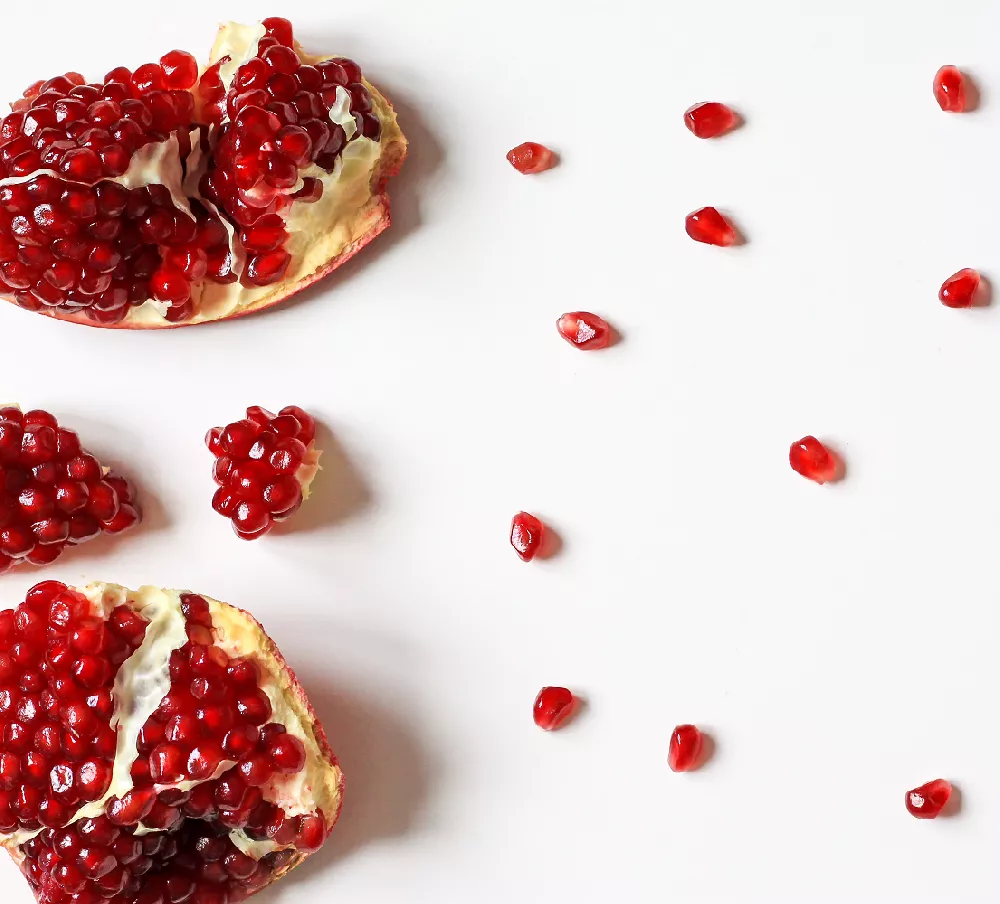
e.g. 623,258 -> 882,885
2,0 -> 1000,900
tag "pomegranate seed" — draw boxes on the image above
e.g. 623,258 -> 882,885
160,50 -> 198,90
789,436 -> 838,484
939,268 -> 981,308
685,207 -> 737,246
506,141 -> 555,174
533,687 -> 575,730
668,725 -> 704,772
933,66 -> 966,112
510,512 -> 545,562
684,102 -> 737,138
556,312 -> 611,350
906,779 -> 952,818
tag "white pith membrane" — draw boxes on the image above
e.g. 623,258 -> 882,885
0,20 -> 405,326
0,582 -> 342,871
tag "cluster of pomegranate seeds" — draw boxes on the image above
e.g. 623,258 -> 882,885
667,725 -> 704,773
906,779 -> 952,819
506,142 -> 555,175
207,405 -> 317,539
0,581 -> 148,832
533,687 -> 575,731
556,312 -> 611,350
933,66 -> 967,112
199,17 -> 379,286
0,407 -> 140,573
510,512 -> 545,562
684,102 -> 737,139
939,268 -> 981,308
685,207 -> 736,246
789,435 -> 837,484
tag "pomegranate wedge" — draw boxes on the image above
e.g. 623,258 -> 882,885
0,581 -> 343,904
0,18 -> 407,328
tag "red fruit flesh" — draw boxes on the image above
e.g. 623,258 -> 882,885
933,66 -> 966,112
533,687 -> 575,731
685,207 -> 736,246
510,512 -> 545,562
667,725 -> 704,772
208,406 -> 319,539
0,582 -> 343,904
0,406 -> 140,574
0,19 -> 407,329
789,436 -> 837,484
506,142 -> 555,174
556,312 -> 611,350
939,268 -> 980,308
684,102 -> 736,138
906,779 -> 951,818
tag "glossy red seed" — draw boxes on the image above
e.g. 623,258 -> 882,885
685,207 -> 736,246
510,512 -> 545,562
906,779 -> 952,818
556,312 -> 611,350
933,66 -> 966,112
939,268 -> 980,308
684,102 -> 737,138
533,686 -> 575,730
789,436 -> 837,484
160,50 -> 198,90
668,724 -> 704,772
506,141 -> 555,174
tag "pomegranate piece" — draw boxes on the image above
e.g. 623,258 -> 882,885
510,512 -> 545,562
207,406 -> 321,539
668,725 -> 704,772
556,312 -> 611,350
506,142 -> 555,174
533,687 -> 575,731
933,66 -> 966,112
684,102 -> 737,138
0,406 -> 140,574
939,268 -> 981,308
906,779 -> 952,818
789,436 -> 837,484
685,207 -> 736,246
0,581 -> 344,904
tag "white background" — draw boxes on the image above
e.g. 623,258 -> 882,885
2,0 -> 1000,900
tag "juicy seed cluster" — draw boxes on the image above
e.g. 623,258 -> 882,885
206,405 -> 317,540
0,581 -> 149,832
199,17 -> 381,286
0,407 -> 140,573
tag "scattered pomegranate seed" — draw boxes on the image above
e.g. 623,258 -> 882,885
510,512 -> 545,562
684,102 -> 737,138
685,207 -> 736,246
906,779 -> 952,819
789,436 -> 837,484
933,66 -> 966,112
506,142 -> 555,174
668,725 -> 704,772
939,268 -> 981,308
556,312 -> 611,350
533,687 -> 575,731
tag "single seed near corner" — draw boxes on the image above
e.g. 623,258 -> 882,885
533,687 -> 575,730
789,436 -> 837,484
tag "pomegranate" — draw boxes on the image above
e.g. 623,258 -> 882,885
0,18 -> 407,328
0,581 -> 343,904
506,142 -> 555,174
933,66 -> 966,112
556,312 -> 611,350
683,102 -> 737,138
905,779 -> 952,819
510,512 -> 545,562
0,405 -> 139,574
939,268 -> 981,308
667,725 -> 704,772
206,405 -> 320,539
533,687 -> 575,731
789,436 -> 837,484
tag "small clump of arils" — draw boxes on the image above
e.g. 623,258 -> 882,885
533,687 -> 576,731
206,405 -> 319,539
933,66 -> 967,112
510,512 -> 545,562
905,779 -> 952,819
684,102 -> 737,138
789,436 -> 838,484
939,268 -> 981,308
556,312 -> 611,350
506,142 -> 555,174
668,725 -> 705,772
0,407 -> 140,573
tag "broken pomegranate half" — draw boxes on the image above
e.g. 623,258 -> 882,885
207,405 -> 321,539
0,18 -> 407,328
0,405 -> 139,574
0,581 -> 343,903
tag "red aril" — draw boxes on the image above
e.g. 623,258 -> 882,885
0,581 -> 343,903
789,436 -> 837,484
685,207 -> 736,246
556,312 -> 611,350
506,142 -> 555,174
684,102 -> 737,138
510,512 -> 545,562
938,268 -> 980,308
533,687 -> 575,731
905,779 -> 951,818
667,725 -> 704,772
933,66 -> 966,112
